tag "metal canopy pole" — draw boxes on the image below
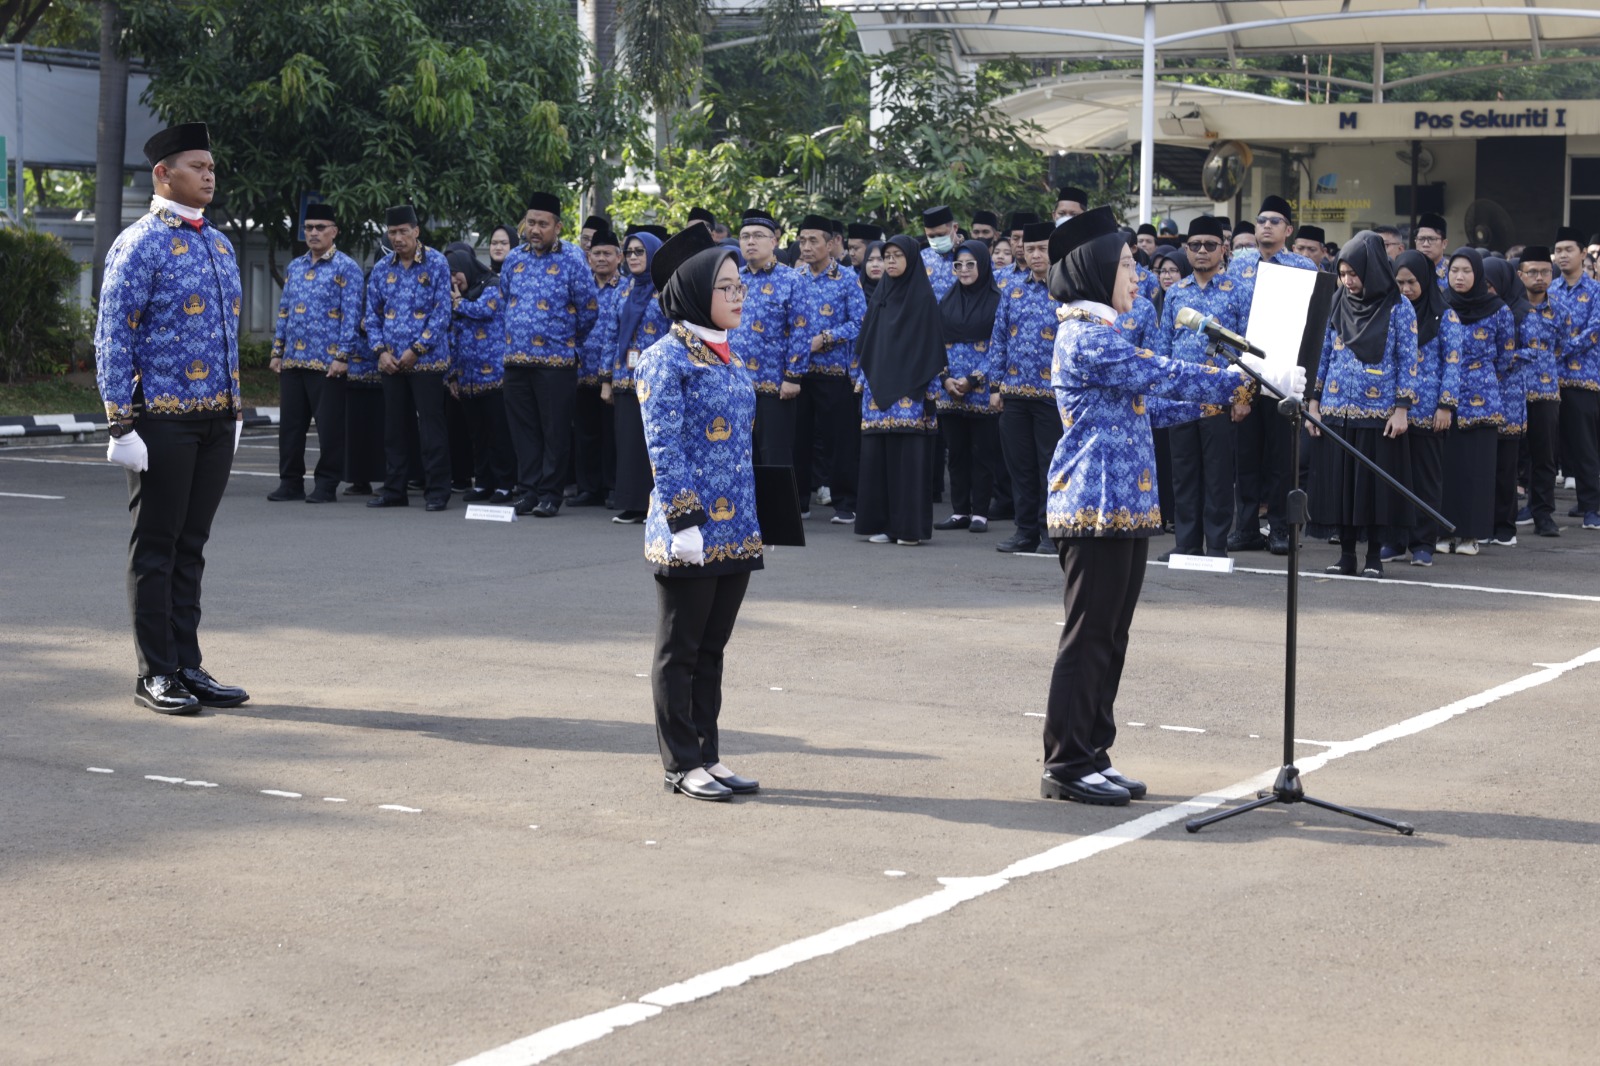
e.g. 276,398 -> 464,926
12,43 -> 23,222
1139,3 -> 1155,224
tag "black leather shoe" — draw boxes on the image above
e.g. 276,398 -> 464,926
1326,555 -> 1357,576
1267,532 -> 1290,555
513,494 -> 539,516
1039,770 -> 1130,806
1227,532 -> 1268,552
934,515 -> 971,531
995,533 -> 1039,554
425,497 -> 449,512
568,491 -> 604,507
532,500 -> 559,517
135,674 -> 201,715
663,771 -> 733,801
267,482 -> 304,502
611,510 -> 645,524
366,494 -> 408,508
305,489 -> 337,504
706,767 -> 760,794
463,486 -> 495,502
178,666 -> 249,707
343,482 -> 373,497
1101,771 -> 1147,799
1535,516 -> 1561,537
969,517 -> 988,533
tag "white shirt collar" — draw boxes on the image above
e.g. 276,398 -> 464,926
1068,299 -> 1117,323
151,194 -> 205,222
681,321 -> 728,345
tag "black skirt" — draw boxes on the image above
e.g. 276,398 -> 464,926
1307,420 -> 1411,528
613,389 -> 653,512
1441,423 -> 1497,541
854,432 -> 933,541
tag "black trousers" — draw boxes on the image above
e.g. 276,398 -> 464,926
753,392 -> 798,467
612,389 -> 653,512
573,383 -> 614,497
1151,426 -> 1174,528
1043,536 -> 1149,779
504,364 -> 577,504
382,370 -> 450,501
832,391 -> 862,512
459,389 -> 517,493
999,396 -> 1061,541
344,383 -> 386,486
794,373 -> 853,507
444,392 -> 476,489
277,368 -> 346,492
652,572 -> 751,773
1493,434 -> 1522,540
125,416 -> 234,677
1521,400 -> 1561,520
939,411 -> 1000,517
1234,400 -> 1291,535
1406,427 -> 1445,552
1559,387 -> 1599,513
1169,414 -> 1235,553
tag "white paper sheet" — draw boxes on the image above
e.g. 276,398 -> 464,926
1244,261 -> 1323,373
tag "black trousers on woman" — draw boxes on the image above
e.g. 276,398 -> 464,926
1405,426 -> 1445,553
1043,536 -> 1149,780
939,412 -> 1000,518
459,389 -> 517,494
612,389 -> 653,512
652,572 -> 751,773
1441,423 -> 1497,542
1493,435 -> 1522,541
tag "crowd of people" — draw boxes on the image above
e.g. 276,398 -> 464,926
263,187 -> 1600,573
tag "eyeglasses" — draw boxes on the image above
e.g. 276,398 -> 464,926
1186,240 -> 1221,252
1415,235 -> 1444,245
1520,266 -> 1554,277
303,223 -> 332,233
1256,215 -> 1288,226
952,261 -> 980,271
625,248 -> 647,256
714,283 -> 747,300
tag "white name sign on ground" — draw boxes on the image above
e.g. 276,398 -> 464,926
1245,261 -> 1323,379
464,504 -> 516,523
1164,553 -> 1234,574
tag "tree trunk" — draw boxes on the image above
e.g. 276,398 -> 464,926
91,0 -> 128,301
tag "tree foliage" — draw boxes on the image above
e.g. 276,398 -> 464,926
0,227 -> 84,381
121,0 -> 644,280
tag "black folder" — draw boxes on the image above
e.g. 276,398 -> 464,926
754,465 -> 806,547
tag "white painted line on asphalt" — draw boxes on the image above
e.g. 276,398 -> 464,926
1159,725 -> 1205,733
87,767 -> 114,773
379,804 -> 422,813
1227,563 -> 1600,603
1294,739 -> 1337,748
0,455 -> 277,478
0,490 -> 64,499
324,797 -> 348,803
883,870 -> 907,878
1022,712 -> 1045,718
183,780 -> 219,788
450,644 -> 1600,1066
144,775 -> 184,783
1126,721 -> 1146,727
261,789 -> 302,798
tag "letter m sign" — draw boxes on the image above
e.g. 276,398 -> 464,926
1338,112 -> 1359,130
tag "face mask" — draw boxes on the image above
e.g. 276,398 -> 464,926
929,235 -> 953,254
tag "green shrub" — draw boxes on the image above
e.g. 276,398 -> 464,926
238,336 -> 275,370
0,227 -> 86,383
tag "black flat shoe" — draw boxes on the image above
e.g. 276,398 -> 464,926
425,497 -> 449,512
968,517 -> 988,533
532,500 -> 559,517
463,487 -> 495,502
135,674 -> 200,715
995,533 -> 1038,554
305,490 -> 337,504
1362,560 -> 1384,579
1101,771 -> 1147,799
1227,532 -> 1267,552
611,510 -> 645,524
706,767 -> 759,794
934,515 -> 971,531
366,494 -> 408,508
1325,556 -> 1357,576
343,483 -> 373,497
664,771 -> 733,801
267,483 -> 305,502
513,494 -> 539,516
1040,770 -> 1130,806
178,666 -> 249,707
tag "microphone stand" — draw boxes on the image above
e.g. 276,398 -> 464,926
1183,340 -> 1454,836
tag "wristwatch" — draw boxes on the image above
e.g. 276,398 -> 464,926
108,421 -> 135,439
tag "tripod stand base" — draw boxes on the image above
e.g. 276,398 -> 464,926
1185,765 -> 1414,835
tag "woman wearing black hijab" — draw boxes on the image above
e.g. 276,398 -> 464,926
1039,207 -> 1303,806
608,231 -> 667,523
444,242 -> 515,502
636,225 -> 762,802
1438,247 -> 1516,554
1149,245 -> 1190,317
1483,256 -> 1535,545
1304,231 -> 1418,577
934,240 -> 1004,532
853,235 -> 948,545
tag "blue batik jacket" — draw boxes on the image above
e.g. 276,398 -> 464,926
1154,272 -> 1245,369
500,238 -> 599,369
730,260 -> 808,393
921,247 -> 957,300
1225,247 -> 1319,323
859,375 -> 942,433
363,246 -> 453,372
994,273 -> 1058,400
448,286 -> 506,396
1047,303 -> 1255,539
1554,273 -> 1600,390
1440,306 -> 1516,429
637,325 -> 764,578
1520,297 -> 1567,403
937,325 -> 1004,417
272,248 -> 364,371
578,273 -> 626,387
1115,295 -> 1160,353
96,208 -> 243,421
1404,308 -> 1467,429
793,260 -> 868,377
610,284 -> 672,393
1311,298 -> 1419,425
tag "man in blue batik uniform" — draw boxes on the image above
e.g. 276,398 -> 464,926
1552,226 -> 1600,528
499,190 -> 600,517
573,225 -> 625,506
268,201 -> 364,503
96,122 -> 249,716
920,204 -> 959,299
363,205 -> 454,510
732,207 -> 808,465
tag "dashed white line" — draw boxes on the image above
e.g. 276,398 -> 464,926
0,491 -> 64,499
1022,712 -> 1045,718
1159,725 -> 1205,734
261,789 -> 302,798
378,804 -> 421,813
323,797 -> 348,803
87,767 -> 114,774
144,775 -> 185,784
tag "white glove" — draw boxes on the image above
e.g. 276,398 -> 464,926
1239,355 -> 1307,402
234,418 -> 243,454
106,429 -> 149,472
670,525 -> 705,566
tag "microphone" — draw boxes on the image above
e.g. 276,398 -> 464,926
1174,306 -> 1268,357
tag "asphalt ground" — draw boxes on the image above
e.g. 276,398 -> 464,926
2,430 -> 1598,1066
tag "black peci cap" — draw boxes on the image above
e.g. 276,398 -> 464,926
1007,211 -> 1041,231
526,191 -> 562,216
304,203 -> 336,225
582,214 -> 609,232
972,210 -> 1000,229
1417,212 -> 1448,236
1260,195 -> 1294,222
847,222 -> 884,241
798,214 -> 833,234
385,205 -> 419,228
688,206 -> 716,226
143,122 -> 211,168
1298,224 -> 1327,245
589,227 -> 621,250
1554,225 -> 1585,248
740,208 -> 780,233
1520,245 -> 1552,264
1056,186 -> 1089,206
1048,205 -> 1119,265
922,205 -> 955,227
1186,215 -> 1225,241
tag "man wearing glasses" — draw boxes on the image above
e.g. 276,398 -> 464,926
1224,195 -> 1317,554
1154,216 -> 1248,558
1413,212 -> 1450,289
733,207 -> 808,467
1553,225 -> 1600,530
1515,247 -> 1567,537
792,214 -> 868,523
268,202 -> 363,503
1372,225 -> 1406,261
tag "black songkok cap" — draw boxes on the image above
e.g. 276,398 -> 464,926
922,205 -> 955,227
1554,225 -> 1585,248
798,213 -> 833,235
304,203 -> 336,224
1136,223 -> 1158,238
581,214 -> 609,232
589,227 -> 621,250
1260,195 -> 1294,222
688,206 -> 716,226
1298,224 -> 1327,245
1056,186 -> 1089,206
1520,245 -> 1552,264
1233,220 -> 1256,236
847,222 -> 883,241
1215,216 -> 1232,230
651,223 -> 718,290
832,219 -> 847,236
526,191 -> 562,216
625,223 -> 670,242
741,208 -> 780,233
1417,212 -> 1448,237
1007,211 -> 1041,231
385,205 -> 419,228
1187,215 -> 1225,241
1049,205 -> 1118,265
143,122 -> 211,168
1021,221 -> 1056,245
972,210 -> 1000,229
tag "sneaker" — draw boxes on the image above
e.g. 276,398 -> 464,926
1379,544 -> 1409,562
1455,540 -> 1479,556
1490,534 -> 1518,546
611,510 -> 645,524
868,533 -> 890,543
1409,548 -> 1434,567
812,486 -> 832,507
1515,506 -> 1534,526
1435,540 -> 1455,554
1586,512 -> 1600,530
896,538 -> 921,546
1534,516 -> 1561,537
830,511 -> 855,524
